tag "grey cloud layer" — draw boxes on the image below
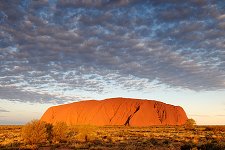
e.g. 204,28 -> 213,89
0,107 -> 10,113
0,0 -> 225,103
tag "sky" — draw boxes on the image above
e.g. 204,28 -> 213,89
0,0 -> 225,125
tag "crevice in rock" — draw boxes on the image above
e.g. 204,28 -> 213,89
124,105 -> 140,126
154,102 -> 166,124
110,102 -> 123,123
175,107 -> 179,124
159,110 -> 166,123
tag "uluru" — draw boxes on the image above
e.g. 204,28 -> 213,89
40,98 -> 188,126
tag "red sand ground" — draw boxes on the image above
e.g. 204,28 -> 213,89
40,98 -> 188,126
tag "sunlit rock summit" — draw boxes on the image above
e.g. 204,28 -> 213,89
40,98 -> 188,126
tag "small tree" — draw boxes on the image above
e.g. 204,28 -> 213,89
22,120 -> 47,145
184,118 -> 196,130
52,122 -> 68,143
45,123 -> 53,143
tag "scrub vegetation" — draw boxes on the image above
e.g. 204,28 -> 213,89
0,120 -> 225,150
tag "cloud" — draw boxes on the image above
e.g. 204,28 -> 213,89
57,0 -> 140,8
0,107 -> 10,113
0,0 -> 225,103
0,86 -> 74,104
217,14 -> 225,20
189,114 -> 210,117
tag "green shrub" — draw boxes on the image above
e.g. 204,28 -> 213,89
181,144 -> 193,150
149,138 -> 158,145
45,123 -> 53,143
181,141 -> 196,150
184,118 -> 196,130
163,139 -> 171,145
198,142 -> 225,150
52,122 -> 68,143
22,120 -> 47,145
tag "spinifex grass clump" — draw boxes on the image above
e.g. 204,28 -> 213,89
52,122 -> 68,143
22,120 -> 47,145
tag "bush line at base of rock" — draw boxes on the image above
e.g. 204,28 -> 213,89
21,120 -> 98,146
22,120 -> 69,145
22,118 -> 197,145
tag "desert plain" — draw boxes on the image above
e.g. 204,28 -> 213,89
1,124 -> 225,150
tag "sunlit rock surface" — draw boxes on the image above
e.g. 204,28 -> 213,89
40,98 -> 188,126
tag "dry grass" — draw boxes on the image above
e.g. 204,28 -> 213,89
0,125 -> 225,149
0,125 -> 22,149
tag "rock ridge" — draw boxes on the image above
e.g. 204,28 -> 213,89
40,97 -> 188,126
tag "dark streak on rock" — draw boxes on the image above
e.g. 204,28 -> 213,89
124,105 -> 140,126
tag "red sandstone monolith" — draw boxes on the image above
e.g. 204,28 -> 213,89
40,98 -> 188,126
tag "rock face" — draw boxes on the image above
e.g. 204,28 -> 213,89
40,98 -> 188,126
